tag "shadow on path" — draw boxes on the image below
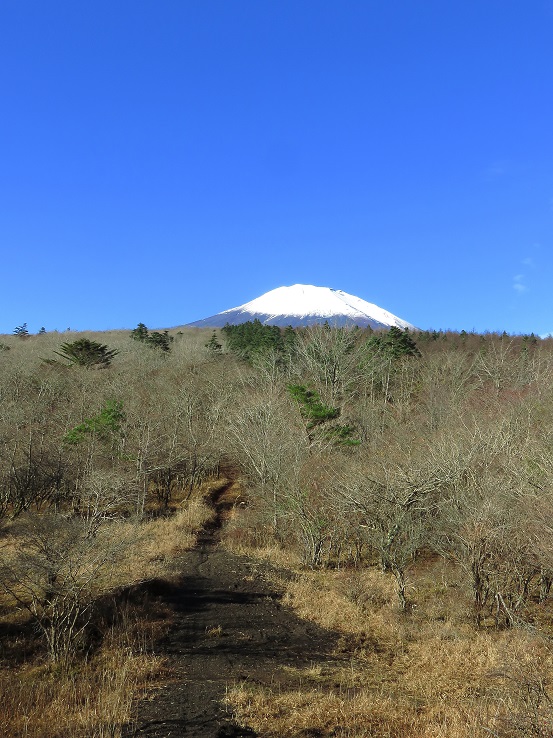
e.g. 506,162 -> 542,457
122,483 -> 341,738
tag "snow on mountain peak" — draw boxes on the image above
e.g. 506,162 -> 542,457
221,284 -> 413,328
186,284 -> 414,330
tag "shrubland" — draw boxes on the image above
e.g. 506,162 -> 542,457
1,322 -> 553,736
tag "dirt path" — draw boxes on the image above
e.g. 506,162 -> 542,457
123,482 -> 340,738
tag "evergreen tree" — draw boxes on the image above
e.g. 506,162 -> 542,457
131,323 -> 149,342
147,331 -> 173,352
288,384 -> 360,446
14,323 -> 29,338
54,339 -> 119,368
205,331 -> 223,355
130,323 -> 173,352
221,320 -> 286,362
366,327 -> 420,360
288,384 -> 340,430
282,326 -> 298,355
64,400 -> 125,445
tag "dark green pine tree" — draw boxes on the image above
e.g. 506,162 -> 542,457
288,384 -> 340,430
54,338 -> 119,368
288,384 -> 360,446
367,327 -> 420,360
14,322 -> 29,338
221,320 -> 285,362
130,323 -> 173,352
205,331 -> 223,355
146,331 -> 173,352
131,323 -> 149,342
386,326 -> 420,358
282,325 -> 297,355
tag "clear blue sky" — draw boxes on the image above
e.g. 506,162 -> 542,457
1,1 -> 552,335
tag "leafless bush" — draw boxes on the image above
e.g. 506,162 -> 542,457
0,513 -> 134,664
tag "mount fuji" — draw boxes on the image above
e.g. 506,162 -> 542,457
186,284 -> 415,330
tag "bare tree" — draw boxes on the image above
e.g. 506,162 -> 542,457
0,513 -> 133,665
334,432 -> 485,610
226,391 -> 308,534
437,423 -> 551,627
294,324 -> 361,402
77,470 -> 132,536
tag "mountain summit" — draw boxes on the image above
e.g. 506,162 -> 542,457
186,284 -> 415,330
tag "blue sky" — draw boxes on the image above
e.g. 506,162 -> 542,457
1,1 -> 552,335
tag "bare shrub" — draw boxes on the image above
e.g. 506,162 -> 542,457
226,391 -> 307,534
294,323 -> 361,401
0,615 -> 166,738
483,635 -> 553,737
0,513 -> 135,664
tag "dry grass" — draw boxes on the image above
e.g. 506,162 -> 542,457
224,548 -> 553,738
227,681 -> 422,738
222,504 -> 303,569
283,568 -> 405,653
0,479 -> 219,738
227,659 -> 493,737
225,537 -> 302,571
0,618 -> 167,738
108,489 -> 215,587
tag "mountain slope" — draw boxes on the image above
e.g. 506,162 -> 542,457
186,284 -> 414,330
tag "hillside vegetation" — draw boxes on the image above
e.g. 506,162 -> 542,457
1,323 -> 553,736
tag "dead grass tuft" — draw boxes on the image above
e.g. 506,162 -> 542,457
223,549 -> 553,738
0,622 -> 167,738
228,680 -> 424,738
283,569 -> 404,654
0,479 -> 219,737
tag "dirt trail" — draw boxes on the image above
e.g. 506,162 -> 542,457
123,482 -> 340,738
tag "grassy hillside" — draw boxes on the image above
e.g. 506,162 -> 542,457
1,324 -> 553,736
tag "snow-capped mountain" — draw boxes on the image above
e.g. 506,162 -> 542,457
186,284 -> 415,330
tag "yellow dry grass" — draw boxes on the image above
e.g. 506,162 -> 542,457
227,682 -> 421,738
224,549 -> 553,738
283,568 -> 404,653
0,627 -> 167,738
225,536 -> 302,570
0,479 -> 219,738
109,491 -> 215,587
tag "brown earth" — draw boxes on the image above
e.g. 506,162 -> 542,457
122,482 -> 342,738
